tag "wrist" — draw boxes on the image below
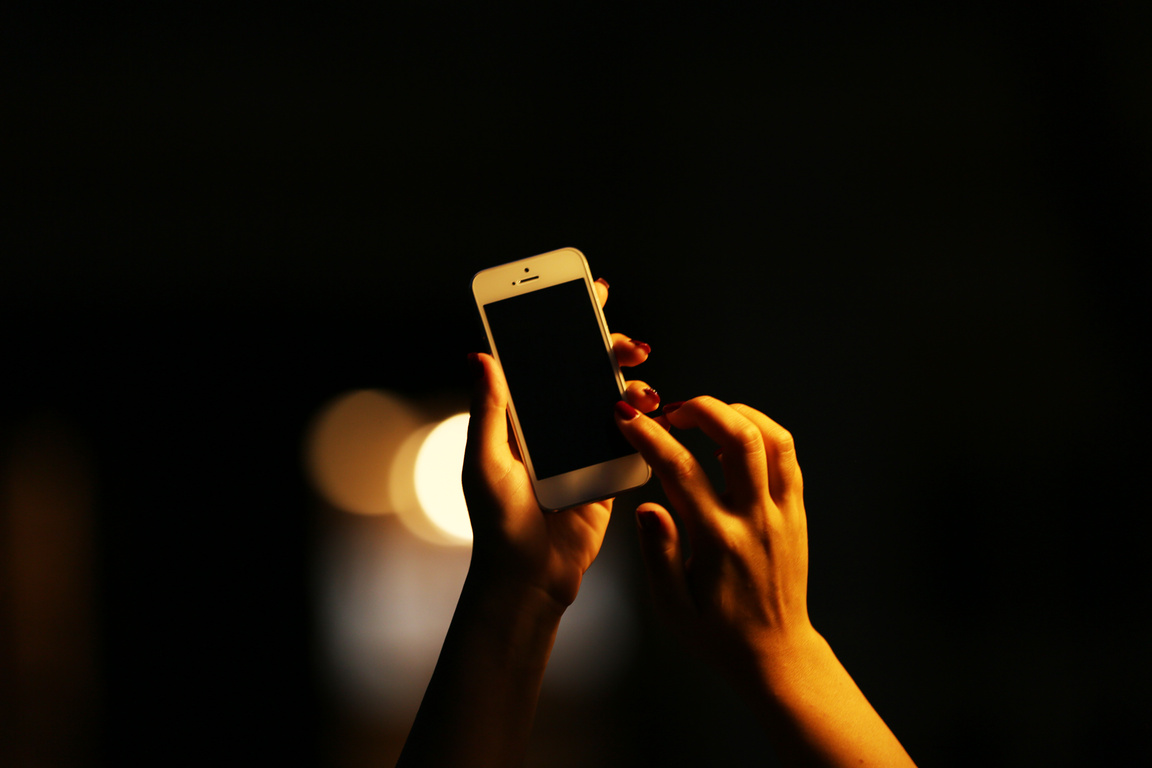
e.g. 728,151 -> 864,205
466,547 -> 577,616
452,566 -> 567,674
461,567 -> 568,622
724,621 -> 830,705
730,624 -> 919,767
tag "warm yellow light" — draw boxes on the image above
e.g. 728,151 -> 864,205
412,413 -> 472,545
304,390 -> 420,515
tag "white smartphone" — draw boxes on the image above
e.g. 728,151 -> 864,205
472,247 -> 651,510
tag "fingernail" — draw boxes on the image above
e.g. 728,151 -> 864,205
467,352 -> 484,380
643,386 -> 660,403
662,401 -> 685,415
631,339 -> 651,356
596,277 -> 610,289
615,400 -> 639,420
637,508 -> 663,537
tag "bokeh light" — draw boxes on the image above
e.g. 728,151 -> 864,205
412,413 -> 472,545
305,390 -> 420,516
318,514 -> 471,719
306,391 -> 472,546
388,412 -> 473,547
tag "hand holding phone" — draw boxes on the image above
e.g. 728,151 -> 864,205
400,287 -> 657,767
471,248 -> 652,511
466,249 -> 657,607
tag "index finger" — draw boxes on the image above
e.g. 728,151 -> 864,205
614,404 -> 722,536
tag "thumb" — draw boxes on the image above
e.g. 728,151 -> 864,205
635,503 -> 693,632
463,353 -> 512,490
465,352 -> 507,448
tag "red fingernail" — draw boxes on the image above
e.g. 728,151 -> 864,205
596,277 -> 610,289
637,508 -> 663,536
662,401 -> 685,415
631,340 -> 651,356
615,400 -> 639,420
467,352 -> 484,380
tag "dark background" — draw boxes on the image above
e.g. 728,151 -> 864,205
3,4 -> 1149,766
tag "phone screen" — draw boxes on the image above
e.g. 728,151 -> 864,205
484,278 -> 636,480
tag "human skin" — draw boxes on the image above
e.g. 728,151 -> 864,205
615,396 -> 917,768
396,279 -> 658,768
398,283 -> 916,768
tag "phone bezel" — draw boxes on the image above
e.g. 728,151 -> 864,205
471,247 -> 651,510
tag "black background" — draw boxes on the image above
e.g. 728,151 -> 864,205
3,3 -> 1150,766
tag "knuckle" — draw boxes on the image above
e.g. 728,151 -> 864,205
709,518 -> 743,553
658,449 -> 698,484
733,421 -> 764,453
784,463 -> 804,495
773,427 -> 796,455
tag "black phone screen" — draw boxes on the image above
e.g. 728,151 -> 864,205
484,278 -> 636,480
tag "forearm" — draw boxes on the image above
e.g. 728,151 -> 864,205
742,626 -> 916,768
396,571 -> 565,768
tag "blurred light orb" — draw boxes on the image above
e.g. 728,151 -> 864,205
412,413 -> 472,545
305,390 -> 420,515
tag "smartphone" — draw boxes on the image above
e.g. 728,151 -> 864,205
472,247 -> 651,510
